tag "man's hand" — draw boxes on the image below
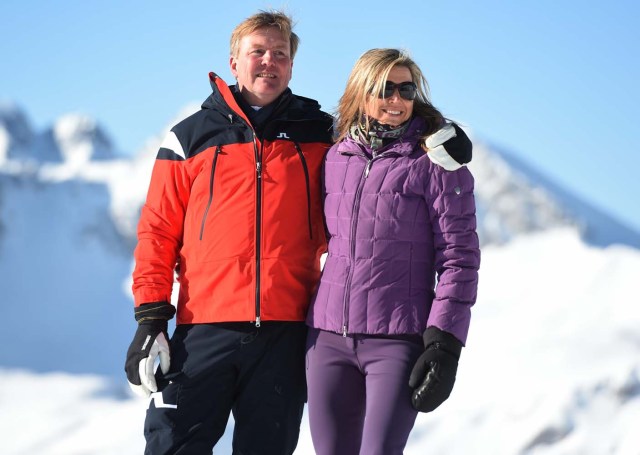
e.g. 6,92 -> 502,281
125,322 -> 171,397
124,301 -> 176,398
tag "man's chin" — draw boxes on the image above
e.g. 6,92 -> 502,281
255,87 -> 286,102
257,82 -> 284,92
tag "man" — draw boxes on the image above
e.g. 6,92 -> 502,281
124,10 -> 333,454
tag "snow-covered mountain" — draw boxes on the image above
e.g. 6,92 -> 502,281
1,103 -> 115,165
0,102 -> 34,163
2,103 -> 638,258
0,111 -> 132,375
1,104 -> 639,454
469,141 -> 640,248
0,104 -> 200,376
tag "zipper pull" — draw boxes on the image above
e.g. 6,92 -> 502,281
255,316 -> 261,328
256,162 -> 262,179
364,160 -> 373,178
342,325 -> 347,337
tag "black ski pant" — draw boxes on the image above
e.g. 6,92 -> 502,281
143,321 -> 307,455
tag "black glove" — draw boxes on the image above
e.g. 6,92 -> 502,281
408,326 -> 463,412
444,123 -> 472,165
424,122 -> 473,170
125,301 -> 175,397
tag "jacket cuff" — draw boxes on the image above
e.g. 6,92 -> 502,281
423,326 -> 463,359
134,301 -> 176,324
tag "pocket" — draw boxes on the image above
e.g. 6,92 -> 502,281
293,141 -> 313,240
199,146 -> 221,240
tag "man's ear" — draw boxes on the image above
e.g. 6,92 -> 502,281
229,56 -> 238,78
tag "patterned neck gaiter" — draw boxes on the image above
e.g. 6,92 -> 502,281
350,116 -> 411,153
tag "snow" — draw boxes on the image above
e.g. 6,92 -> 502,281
408,229 -> 640,455
2,104 -> 640,454
52,113 -> 115,164
470,140 -> 640,249
0,174 -> 135,375
2,228 -> 639,454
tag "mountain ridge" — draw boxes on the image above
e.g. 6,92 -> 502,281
2,103 -> 639,252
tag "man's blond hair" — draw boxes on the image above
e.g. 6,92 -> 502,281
230,10 -> 299,59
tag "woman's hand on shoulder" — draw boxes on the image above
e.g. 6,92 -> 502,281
423,123 -> 472,171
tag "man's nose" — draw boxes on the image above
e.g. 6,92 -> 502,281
262,51 -> 275,66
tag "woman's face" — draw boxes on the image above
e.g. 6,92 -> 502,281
364,65 -> 414,126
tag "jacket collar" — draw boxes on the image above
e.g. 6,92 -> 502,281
203,72 -> 326,126
338,116 -> 426,157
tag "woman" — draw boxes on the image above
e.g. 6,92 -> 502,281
305,48 -> 480,455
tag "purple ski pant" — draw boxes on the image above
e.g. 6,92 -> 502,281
305,328 -> 423,455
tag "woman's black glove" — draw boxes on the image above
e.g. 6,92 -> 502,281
408,326 -> 463,412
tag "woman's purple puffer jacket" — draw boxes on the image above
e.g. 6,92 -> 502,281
306,116 -> 480,344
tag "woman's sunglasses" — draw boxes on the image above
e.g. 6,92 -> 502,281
378,81 -> 417,100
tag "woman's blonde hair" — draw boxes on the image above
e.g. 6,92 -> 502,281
335,48 -> 444,141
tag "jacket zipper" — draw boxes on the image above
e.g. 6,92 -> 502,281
199,146 -> 221,240
341,153 -> 368,337
229,110 -> 263,328
253,135 -> 263,327
293,141 -> 313,240
222,108 -> 322,327
341,151 -> 396,337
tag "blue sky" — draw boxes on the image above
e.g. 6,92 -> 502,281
2,0 -> 639,232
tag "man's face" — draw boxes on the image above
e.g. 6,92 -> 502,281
230,27 -> 293,107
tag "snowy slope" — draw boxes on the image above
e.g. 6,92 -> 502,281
2,229 -> 639,454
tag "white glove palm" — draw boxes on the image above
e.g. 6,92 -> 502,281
127,331 -> 171,398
